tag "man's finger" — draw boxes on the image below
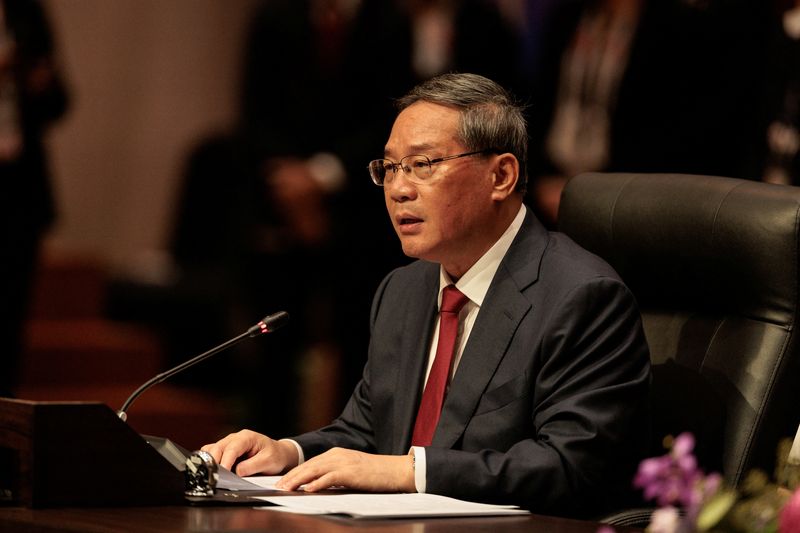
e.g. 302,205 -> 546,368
219,442 -> 250,470
275,463 -> 317,490
235,453 -> 272,477
303,472 -> 340,493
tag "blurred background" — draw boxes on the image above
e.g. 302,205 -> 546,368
2,0 -> 797,449
39,2 -> 256,267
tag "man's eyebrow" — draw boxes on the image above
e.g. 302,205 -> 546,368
384,143 -> 437,158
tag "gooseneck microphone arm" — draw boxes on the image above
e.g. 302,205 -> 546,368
117,311 -> 289,421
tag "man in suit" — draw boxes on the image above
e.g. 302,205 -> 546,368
203,73 -> 651,517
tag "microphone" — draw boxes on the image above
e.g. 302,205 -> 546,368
117,311 -> 289,421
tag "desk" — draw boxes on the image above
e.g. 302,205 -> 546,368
0,505 -> 641,533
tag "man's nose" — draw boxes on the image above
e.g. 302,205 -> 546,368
386,171 -> 418,202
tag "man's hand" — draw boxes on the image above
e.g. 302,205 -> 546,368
275,448 -> 416,493
201,430 -> 298,477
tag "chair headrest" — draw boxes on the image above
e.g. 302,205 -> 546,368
558,173 -> 800,327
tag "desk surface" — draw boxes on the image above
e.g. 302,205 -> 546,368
0,505 -> 641,533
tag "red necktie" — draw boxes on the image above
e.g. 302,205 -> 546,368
411,285 -> 470,446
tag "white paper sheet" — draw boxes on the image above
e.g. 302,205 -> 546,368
239,476 -> 286,491
253,493 -> 530,519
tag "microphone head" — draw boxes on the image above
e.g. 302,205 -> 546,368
249,311 -> 290,337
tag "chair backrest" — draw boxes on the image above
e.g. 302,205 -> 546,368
558,172 -> 800,485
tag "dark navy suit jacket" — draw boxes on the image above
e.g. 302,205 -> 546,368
293,207 -> 651,517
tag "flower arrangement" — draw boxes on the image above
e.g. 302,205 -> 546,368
600,433 -> 800,533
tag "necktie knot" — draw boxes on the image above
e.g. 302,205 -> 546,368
440,285 -> 469,315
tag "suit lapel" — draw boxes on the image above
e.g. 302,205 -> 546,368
392,264 -> 439,453
432,208 -> 549,449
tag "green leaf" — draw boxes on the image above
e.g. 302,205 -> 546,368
697,489 -> 737,531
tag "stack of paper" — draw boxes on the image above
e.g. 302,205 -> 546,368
253,493 -> 530,519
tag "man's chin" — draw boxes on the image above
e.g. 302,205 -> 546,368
399,240 -> 427,260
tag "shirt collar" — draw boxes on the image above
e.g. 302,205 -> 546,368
438,204 -> 526,308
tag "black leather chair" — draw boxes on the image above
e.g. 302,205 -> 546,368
558,173 -> 800,502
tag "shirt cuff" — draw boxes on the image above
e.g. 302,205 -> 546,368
411,446 -> 427,493
281,439 -> 305,465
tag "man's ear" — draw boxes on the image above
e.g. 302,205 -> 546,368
490,153 -> 519,201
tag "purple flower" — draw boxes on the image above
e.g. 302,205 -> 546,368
672,433 -> 695,458
633,432 -> 718,515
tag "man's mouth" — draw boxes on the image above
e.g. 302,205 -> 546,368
396,214 -> 424,233
399,216 -> 423,226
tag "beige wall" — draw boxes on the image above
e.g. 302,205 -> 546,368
42,0 -> 259,269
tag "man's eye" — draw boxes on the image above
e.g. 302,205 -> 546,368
411,160 -> 428,169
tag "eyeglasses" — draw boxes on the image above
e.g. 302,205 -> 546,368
367,149 -> 496,186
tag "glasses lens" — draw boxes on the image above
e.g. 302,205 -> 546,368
403,155 -> 431,181
368,160 -> 389,185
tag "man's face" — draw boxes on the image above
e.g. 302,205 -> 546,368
383,101 -> 499,277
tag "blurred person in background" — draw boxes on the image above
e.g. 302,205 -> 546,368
525,0 -> 768,227
124,0 -> 372,436
0,0 -> 69,398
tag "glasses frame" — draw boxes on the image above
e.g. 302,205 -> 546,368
368,149 -> 496,186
